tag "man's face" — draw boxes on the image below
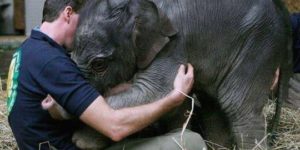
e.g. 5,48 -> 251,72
65,13 -> 80,49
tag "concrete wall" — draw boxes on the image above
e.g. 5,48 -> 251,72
25,0 -> 44,36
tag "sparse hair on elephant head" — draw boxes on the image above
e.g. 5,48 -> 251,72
71,0 -> 177,92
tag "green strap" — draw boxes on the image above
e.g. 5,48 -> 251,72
7,48 -> 21,114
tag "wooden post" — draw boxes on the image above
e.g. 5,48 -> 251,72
14,0 -> 25,32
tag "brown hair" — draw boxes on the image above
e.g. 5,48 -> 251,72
42,0 -> 85,22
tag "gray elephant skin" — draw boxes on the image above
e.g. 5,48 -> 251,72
71,0 -> 292,149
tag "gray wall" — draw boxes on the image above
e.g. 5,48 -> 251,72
25,0 -> 44,36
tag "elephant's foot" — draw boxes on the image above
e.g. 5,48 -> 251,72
232,115 -> 268,149
72,127 -> 111,150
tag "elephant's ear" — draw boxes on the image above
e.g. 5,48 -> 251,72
129,0 -> 177,69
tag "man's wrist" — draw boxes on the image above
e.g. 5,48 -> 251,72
165,90 -> 185,107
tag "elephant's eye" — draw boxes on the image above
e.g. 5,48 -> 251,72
89,57 -> 108,75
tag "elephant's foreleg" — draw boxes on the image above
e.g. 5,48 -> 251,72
107,59 -> 180,109
231,113 -> 267,149
195,93 -> 233,149
219,78 -> 270,149
106,59 -> 190,131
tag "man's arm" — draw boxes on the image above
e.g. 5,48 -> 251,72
79,64 -> 194,141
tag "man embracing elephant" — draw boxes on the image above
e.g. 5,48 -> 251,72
6,0 -> 206,149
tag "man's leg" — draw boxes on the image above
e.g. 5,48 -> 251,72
287,73 -> 300,109
105,129 -> 207,150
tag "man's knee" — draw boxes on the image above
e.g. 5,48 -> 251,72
106,129 -> 207,150
184,130 -> 204,142
171,129 -> 207,150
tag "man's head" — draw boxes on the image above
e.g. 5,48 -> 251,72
42,0 -> 84,23
41,0 -> 85,49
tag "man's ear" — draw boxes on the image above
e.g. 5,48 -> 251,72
63,6 -> 74,23
129,0 -> 177,69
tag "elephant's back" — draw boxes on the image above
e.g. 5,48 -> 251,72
154,0 -> 285,40
154,0 -> 290,93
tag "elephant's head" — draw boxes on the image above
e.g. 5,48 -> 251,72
72,0 -> 177,92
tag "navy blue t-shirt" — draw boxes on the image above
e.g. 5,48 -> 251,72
291,13 -> 300,73
6,30 -> 100,149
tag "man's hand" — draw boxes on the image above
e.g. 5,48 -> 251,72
42,95 -> 73,120
169,64 -> 194,106
174,64 -> 194,93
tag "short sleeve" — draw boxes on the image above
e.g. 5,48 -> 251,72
36,57 -> 100,117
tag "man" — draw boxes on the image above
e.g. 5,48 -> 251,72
6,0 -> 206,149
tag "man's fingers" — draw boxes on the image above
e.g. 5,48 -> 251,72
186,63 -> 194,77
42,99 -> 53,109
178,64 -> 185,74
41,95 -> 56,110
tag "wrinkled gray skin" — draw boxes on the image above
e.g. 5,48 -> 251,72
287,74 -> 300,108
71,0 -> 292,149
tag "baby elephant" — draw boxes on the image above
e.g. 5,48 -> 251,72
71,0 -> 292,149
